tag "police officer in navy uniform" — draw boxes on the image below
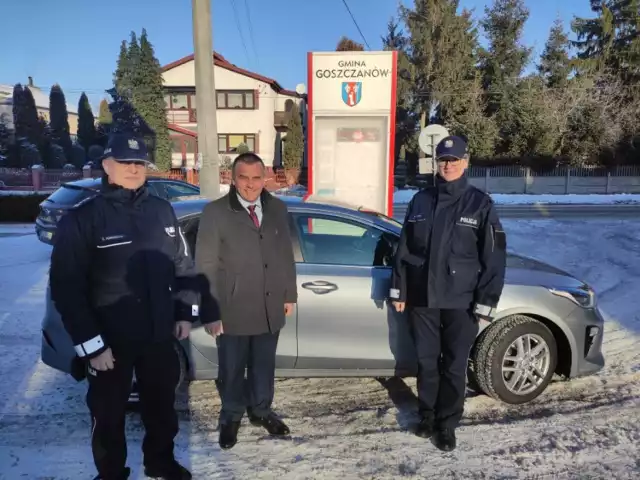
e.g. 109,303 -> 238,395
390,135 -> 506,451
49,133 -> 197,480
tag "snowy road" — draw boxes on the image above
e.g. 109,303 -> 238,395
0,220 -> 639,479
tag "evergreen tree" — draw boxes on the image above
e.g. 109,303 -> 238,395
38,115 -> 55,167
49,144 -> 66,169
283,102 -> 304,169
478,0 -> 533,156
114,40 -> 133,99
382,17 -> 419,172
132,29 -> 172,170
12,84 -> 41,148
14,86 -> 46,166
436,8 -> 499,157
77,93 -> 96,152
98,99 -> 112,126
479,0 -> 533,116
401,0 -> 478,128
127,32 -> 142,93
0,114 -> 11,164
110,31 -> 170,168
572,0 -> 640,84
49,84 -> 73,159
336,36 -> 365,51
106,87 -> 148,137
538,19 -> 573,88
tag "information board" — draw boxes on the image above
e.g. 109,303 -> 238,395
306,51 -> 398,216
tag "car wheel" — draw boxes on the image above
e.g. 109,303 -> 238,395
472,315 -> 557,404
127,340 -> 189,409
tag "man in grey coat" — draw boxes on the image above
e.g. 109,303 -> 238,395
195,153 -> 297,450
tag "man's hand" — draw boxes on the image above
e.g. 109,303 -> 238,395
89,348 -> 115,371
284,303 -> 295,316
174,321 -> 192,340
392,301 -> 406,313
204,320 -> 224,337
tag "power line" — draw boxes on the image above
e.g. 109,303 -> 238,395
340,0 -> 371,50
243,0 -> 260,69
229,0 -> 252,68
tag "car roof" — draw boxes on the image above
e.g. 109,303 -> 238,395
171,194 -> 401,231
61,176 -> 192,189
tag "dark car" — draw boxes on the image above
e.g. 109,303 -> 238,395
35,177 -> 200,244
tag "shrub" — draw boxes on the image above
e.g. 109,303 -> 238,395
0,193 -> 49,222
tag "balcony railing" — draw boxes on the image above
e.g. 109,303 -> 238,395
166,109 -> 197,124
274,110 -> 292,127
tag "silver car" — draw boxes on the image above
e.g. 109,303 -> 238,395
41,196 -> 605,405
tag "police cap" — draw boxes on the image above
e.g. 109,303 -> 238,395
435,135 -> 469,160
102,133 -> 150,164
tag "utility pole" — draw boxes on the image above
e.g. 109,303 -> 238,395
192,0 -> 220,199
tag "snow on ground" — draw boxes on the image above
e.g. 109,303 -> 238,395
0,220 -> 639,479
0,190 -> 51,196
393,190 -> 640,205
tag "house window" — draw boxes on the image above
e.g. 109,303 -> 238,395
216,90 -> 255,110
218,134 -> 256,153
165,91 -> 197,123
164,92 -> 196,109
171,135 -> 198,165
168,94 -> 189,109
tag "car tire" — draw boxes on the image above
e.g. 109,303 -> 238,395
126,340 -> 189,409
472,315 -> 558,405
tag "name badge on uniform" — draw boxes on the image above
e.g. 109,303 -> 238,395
457,216 -> 479,228
408,213 -> 426,222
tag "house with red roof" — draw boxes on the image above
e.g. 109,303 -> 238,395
162,52 -> 301,169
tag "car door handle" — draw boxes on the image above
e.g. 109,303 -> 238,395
301,281 -> 338,295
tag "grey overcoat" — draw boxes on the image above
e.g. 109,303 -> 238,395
194,186 -> 297,335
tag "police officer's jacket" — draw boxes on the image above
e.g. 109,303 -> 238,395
390,175 -> 507,317
49,177 -> 198,359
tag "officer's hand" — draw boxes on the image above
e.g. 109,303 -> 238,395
204,320 -> 224,337
284,303 -> 295,316
89,348 -> 115,371
392,301 -> 406,313
174,321 -> 192,340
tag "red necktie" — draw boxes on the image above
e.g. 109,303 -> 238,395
247,205 -> 260,228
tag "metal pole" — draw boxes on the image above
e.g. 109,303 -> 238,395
192,0 -> 220,199
430,134 -> 436,185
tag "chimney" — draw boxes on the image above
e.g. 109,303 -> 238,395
28,76 -> 33,87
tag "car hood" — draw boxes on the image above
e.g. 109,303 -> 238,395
506,252 -> 586,289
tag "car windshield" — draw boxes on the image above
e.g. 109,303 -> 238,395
45,185 -> 95,205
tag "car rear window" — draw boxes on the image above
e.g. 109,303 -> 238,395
45,186 -> 93,205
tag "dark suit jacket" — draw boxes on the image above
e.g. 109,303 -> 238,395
195,186 -> 297,335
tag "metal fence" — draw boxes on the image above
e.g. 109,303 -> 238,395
464,165 -> 640,178
2,165 -> 640,194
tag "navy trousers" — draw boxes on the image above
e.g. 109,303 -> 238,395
216,331 -> 280,423
409,308 -> 479,429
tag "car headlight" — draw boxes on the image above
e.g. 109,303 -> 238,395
547,285 -> 596,308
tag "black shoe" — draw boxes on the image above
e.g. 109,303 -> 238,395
93,467 -> 131,480
414,417 -> 434,439
144,460 -> 191,480
434,428 -> 456,452
248,412 -> 290,436
219,420 -> 241,450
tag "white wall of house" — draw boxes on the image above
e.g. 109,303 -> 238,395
163,60 -> 300,169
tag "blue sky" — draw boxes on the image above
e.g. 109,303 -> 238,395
0,0 -> 593,111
